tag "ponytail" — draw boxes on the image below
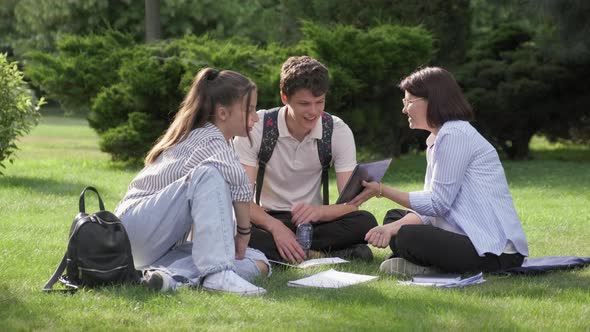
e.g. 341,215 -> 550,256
144,68 -> 256,165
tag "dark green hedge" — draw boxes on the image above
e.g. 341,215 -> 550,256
25,24 -> 433,161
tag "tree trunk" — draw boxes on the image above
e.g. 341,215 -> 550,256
507,132 -> 533,160
145,0 -> 161,43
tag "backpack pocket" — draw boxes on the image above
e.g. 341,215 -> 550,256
73,254 -> 134,287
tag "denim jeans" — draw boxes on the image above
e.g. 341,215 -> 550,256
116,165 -> 270,286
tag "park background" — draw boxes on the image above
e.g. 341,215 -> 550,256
1,1 -> 589,330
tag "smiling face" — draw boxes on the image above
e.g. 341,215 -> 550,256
282,88 -> 325,138
223,89 -> 258,139
402,90 -> 430,131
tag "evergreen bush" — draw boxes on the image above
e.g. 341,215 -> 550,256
0,53 -> 43,173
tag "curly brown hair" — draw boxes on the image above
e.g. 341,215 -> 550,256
280,56 -> 329,98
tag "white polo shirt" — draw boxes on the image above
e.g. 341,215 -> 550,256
234,107 -> 357,211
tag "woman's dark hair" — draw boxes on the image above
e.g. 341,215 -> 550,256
145,68 -> 256,165
399,67 -> 473,128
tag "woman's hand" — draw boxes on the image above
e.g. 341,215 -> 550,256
364,223 -> 398,248
349,181 -> 381,207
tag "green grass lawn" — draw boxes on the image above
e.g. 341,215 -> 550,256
1,113 -> 589,331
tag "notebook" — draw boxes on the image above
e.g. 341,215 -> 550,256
336,158 -> 392,204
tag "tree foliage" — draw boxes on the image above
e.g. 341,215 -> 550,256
458,23 -> 588,159
25,31 -> 134,114
298,22 -> 433,155
2,0 -> 467,67
25,23 -> 432,161
0,54 -> 43,173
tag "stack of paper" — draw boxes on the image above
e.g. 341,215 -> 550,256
287,269 -> 378,288
411,274 -> 461,285
399,272 -> 485,288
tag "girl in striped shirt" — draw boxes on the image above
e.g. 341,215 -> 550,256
115,68 -> 268,296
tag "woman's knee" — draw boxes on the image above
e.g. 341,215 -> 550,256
254,260 -> 270,277
395,225 -> 421,253
188,165 -> 226,187
352,210 -> 378,230
383,209 -> 408,225
186,165 -> 231,204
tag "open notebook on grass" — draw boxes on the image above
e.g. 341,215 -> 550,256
399,272 -> 485,288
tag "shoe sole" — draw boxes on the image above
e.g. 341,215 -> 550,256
379,258 -> 435,278
203,286 -> 266,297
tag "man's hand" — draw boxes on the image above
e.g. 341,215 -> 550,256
234,232 -> 250,259
272,223 -> 306,263
364,223 -> 398,248
291,202 -> 323,225
349,180 -> 380,207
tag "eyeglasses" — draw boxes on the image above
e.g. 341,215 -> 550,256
402,97 -> 424,107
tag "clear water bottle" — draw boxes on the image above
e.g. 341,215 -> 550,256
296,223 -> 313,256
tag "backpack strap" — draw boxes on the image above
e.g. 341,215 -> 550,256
43,215 -> 83,293
43,186 -> 103,293
255,108 -> 334,206
255,107 -> 281,205
317,112 -> 333,205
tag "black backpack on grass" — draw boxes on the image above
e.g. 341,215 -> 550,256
43,187 -> 140,292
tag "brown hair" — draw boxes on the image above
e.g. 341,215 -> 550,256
145,68 -> 256,165
280,56 -> 329,98
399,67 -> 473,128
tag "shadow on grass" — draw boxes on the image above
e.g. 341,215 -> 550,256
485,269 -> 590,297
2,175 -> 89,196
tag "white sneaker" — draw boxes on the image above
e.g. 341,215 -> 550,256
142,270 -> 177,292
202,270 -> 266,296
379,258 -> 439,278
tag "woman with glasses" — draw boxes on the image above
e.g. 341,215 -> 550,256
350,67 -> 528,277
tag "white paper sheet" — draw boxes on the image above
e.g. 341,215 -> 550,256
269,257 -> 349,269
287,269 -> 378,288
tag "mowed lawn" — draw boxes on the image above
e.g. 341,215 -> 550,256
1,113 -> 589,331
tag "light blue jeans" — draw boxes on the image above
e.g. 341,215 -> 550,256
116,165 -> 270,287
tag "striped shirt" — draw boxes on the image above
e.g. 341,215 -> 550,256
115,122 -> 253,215
409,121 -> 529,257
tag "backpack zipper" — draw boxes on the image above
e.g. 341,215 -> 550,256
78,264 -> 128,274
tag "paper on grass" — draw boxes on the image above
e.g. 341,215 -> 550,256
398,272 -> 485,288
287,269 -> 378,288
269,257 -> 349,269
411,274 -> 461,284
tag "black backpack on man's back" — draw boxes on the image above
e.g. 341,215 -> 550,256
43,187 -> 140,292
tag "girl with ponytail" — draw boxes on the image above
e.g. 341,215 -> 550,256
115,68 -> 268,296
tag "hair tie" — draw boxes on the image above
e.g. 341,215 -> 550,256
206,69 -> 220,81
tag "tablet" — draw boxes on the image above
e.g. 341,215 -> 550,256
336,158 -> 392,204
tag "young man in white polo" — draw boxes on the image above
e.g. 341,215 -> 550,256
234,56 -> 377,263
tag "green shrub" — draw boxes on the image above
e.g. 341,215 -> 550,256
25,31 -> 134,114
299,22 -> 433,155
99,112 -> 165,162
0,53 -> 43,173
25,24 -> 433,162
